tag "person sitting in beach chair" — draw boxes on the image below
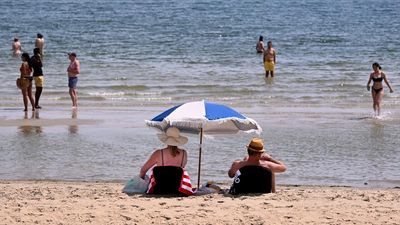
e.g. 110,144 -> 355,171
229,165 -> 273,194
228,138 -> 286,195
140,127 -> 194,195
150,166 -> 184,194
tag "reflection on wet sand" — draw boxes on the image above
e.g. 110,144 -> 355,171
370,119 -> 385,139
264,76 -> 274,85
69,109 -> 78,134
18,111 -> 42,135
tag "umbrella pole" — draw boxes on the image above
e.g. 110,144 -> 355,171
197,127 -> 203,189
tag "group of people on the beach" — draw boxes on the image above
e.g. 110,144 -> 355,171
137,127 -> 286,195
15,34 -> 45,112
256,35 -> 394,117
13,34 -> 80,111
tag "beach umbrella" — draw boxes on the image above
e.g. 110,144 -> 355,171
145,100 -> 262,188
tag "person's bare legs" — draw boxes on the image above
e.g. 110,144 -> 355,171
265,70 -> 274,78
69,88 -> 77,107
376,91 -> 383,116
27,86 -> 35,111
35,87 -> 43,108
372,90 -> 377,116
21,89 -> 28,111
371,90 -> 384,117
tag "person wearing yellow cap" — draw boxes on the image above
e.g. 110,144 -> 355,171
228,138 -> 286,193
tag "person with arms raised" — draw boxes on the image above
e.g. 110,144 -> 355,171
228,138 -> 286,194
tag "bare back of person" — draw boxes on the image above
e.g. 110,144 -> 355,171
140,147 -> 187,178
35,38 -> 44,54
12,42 -> 22,55
158,148 -> 187,167
256,41 -> 264,53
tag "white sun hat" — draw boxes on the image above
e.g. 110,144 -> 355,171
157,127 -> 188,146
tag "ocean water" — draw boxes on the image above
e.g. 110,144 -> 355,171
0,0 -> 399,187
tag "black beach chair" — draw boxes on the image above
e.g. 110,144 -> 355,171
152,166 -> 183,194
229,165 -> 272,195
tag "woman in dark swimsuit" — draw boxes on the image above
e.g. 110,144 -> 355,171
139,127 -> 188,179
366,62 -> 394,117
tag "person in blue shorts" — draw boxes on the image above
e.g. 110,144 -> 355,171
67,52 -> 80,108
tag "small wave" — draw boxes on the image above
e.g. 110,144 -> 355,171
88,91 -> 125,97
372,111 -> 393,121
110,85 -> 149,91
318,37 -> 345,44
135,97 -> 172,101
112,77 -> 128,81
135,92 -> 162,96
58,96 -> 106,101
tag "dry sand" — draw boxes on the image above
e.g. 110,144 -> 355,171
0,181 -> 399,225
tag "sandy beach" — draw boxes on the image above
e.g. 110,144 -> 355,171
0,180 -> 399,225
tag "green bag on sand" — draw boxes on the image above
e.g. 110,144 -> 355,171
122,175 -> 149,194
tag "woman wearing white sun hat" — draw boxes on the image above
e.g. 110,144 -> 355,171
140,127 -> 188,179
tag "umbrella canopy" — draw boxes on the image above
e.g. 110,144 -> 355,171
145,100 -> 262,134
145,100 -> 262,188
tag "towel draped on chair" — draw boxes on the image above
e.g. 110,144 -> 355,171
146,166 -> 195,196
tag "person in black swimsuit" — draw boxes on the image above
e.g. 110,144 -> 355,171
366,62 -> 394,117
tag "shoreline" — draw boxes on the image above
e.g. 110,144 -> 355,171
1,180 -> 399,224
0,107 -> 399,188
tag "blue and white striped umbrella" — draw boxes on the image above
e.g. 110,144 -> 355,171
145,100 -> 262,187
145,100 -> 262,135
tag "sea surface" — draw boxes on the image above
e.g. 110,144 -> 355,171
0,0 -> 399,188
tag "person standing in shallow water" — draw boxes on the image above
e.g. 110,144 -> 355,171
67,52 -> 80,108
31,48 -> 44,109
35,33 -> 44,56
19,53 -> 35,111
12,38 -> 22,56
366,62 -> 394,117
263,41 -> 276,77
256,35 -> 265,53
